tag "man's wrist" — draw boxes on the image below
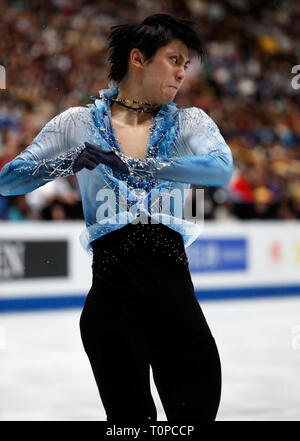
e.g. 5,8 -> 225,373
72,144 -> 88,174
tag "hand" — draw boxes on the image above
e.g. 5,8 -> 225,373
73,142 -> 129,174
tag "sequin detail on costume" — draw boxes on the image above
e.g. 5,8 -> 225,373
91,220 -> 190,282
0,81 -> 232,256
29,144 -> 86,179
177,107 -> 231,157
13,107 -> 89,182
88,82 -> 180,193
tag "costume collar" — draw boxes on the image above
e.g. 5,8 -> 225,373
89,80 -> 179,160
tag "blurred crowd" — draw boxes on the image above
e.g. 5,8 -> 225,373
0,0 -> 299,222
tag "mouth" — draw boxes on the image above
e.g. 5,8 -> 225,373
168,86 -> 178,90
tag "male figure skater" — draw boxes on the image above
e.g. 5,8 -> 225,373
0,14 -> 233,422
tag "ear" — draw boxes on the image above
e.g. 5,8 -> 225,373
129,48 -> 145,69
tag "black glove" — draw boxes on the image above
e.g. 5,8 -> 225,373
73,142 -> 129,174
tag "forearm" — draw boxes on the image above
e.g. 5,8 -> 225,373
0,144 -> 85,196
116,150 -> 233,186
0,107 -> 91,197
154,153 -> 233,186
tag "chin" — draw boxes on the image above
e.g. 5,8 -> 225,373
162,93 -> 176,104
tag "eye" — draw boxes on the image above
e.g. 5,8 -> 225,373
170,56 -> 189,70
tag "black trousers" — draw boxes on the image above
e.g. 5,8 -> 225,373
79,219 -> 221,422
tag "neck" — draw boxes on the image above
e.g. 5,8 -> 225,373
117,79 -> 159,107
110,83 -> 159,126
112,98 -> 158,113
110,100 -> 156,126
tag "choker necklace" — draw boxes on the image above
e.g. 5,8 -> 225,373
96,95 -> 160,114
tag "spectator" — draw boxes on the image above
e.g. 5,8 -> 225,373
0,0 -> 299,221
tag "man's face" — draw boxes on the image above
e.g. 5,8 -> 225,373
140,39 -> 191,104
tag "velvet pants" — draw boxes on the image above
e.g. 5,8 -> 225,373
80,219 -> 221,422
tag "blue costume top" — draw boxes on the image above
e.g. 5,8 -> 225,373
0,82 -> 233,254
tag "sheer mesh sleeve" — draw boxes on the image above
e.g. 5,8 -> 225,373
0,107 -> 89,196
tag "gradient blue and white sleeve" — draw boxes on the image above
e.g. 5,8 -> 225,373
0,107 -> 89,196
119,107 -> 233,187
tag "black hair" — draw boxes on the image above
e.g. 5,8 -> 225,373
107,13 -> 205,83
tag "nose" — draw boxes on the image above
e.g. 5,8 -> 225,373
175,67 -> 185,83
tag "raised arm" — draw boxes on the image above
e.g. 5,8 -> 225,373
115,107 -> 233,187
0,107 -> 89,196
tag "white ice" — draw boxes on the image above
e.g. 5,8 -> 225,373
1,295 -> 300,421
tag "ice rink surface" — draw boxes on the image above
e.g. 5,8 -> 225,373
1,295 -> 300,421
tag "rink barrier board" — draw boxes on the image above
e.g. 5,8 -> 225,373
1,221 -> 300,311
1,285 -> 300,312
